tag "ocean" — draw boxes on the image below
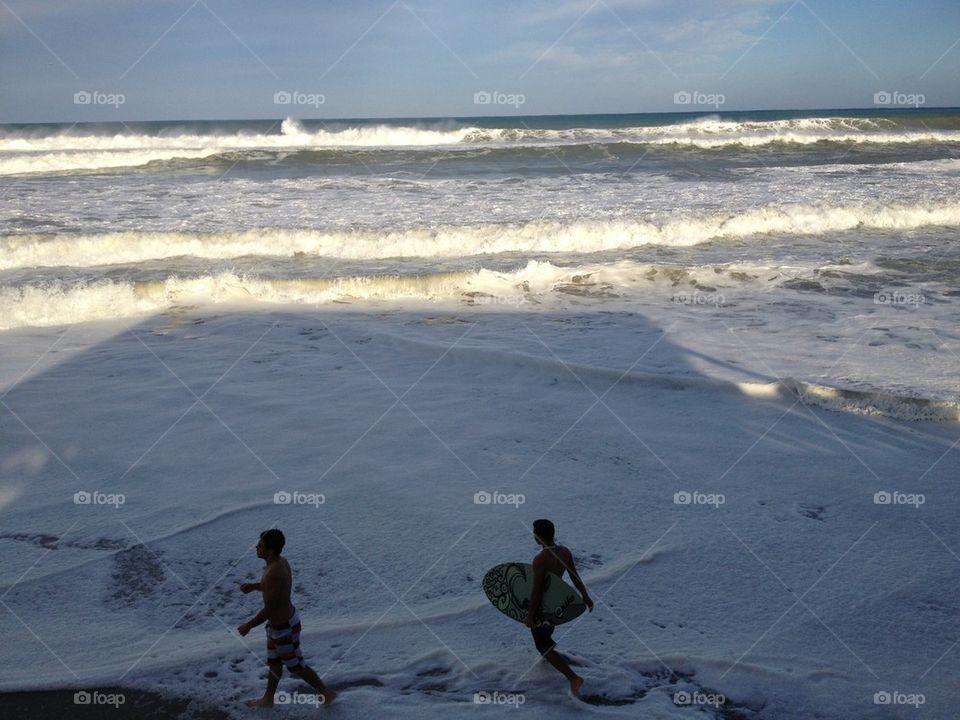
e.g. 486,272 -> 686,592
2,109 -> 960,403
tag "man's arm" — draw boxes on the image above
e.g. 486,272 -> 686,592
526,555 -> 547,628
239,581 -> 262,593
244,606 -> 269,631
564,552 -> 594,611
238,569 -> 283,635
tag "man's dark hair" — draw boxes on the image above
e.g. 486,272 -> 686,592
533,518 -> 555,544
260,528 -> 285,555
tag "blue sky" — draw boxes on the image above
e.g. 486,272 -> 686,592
1,0 -> 958,122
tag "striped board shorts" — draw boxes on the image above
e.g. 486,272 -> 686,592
265,608 -> 303,669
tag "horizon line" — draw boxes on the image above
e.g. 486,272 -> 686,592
3,105 -> 960,127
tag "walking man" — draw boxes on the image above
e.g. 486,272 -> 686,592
238,529 -> 336,708
526,518 -> 594,696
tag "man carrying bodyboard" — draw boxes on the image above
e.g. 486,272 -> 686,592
237,529 -> 336,708
526,518 -> 594,695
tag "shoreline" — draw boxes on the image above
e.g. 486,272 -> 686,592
0,688 -> 231,720
2,307 -> 957,718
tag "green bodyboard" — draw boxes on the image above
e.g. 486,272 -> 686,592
483,562 -> 586,627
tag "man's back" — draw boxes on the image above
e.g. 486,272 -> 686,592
534,544 -> 574,579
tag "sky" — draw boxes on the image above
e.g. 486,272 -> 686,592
1,0 -> 958,123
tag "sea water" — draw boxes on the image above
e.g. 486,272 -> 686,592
2,109 -> 959,403
3,111 -> 960,718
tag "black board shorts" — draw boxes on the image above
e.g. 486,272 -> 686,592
531,624 -> 556,655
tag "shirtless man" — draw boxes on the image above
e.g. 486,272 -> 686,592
525,518 -> 594,696
237,529 -> 336,708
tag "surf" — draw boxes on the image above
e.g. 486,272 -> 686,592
0,255 -> 934,330
4,199 -> 960,270
3,115 -> 960,174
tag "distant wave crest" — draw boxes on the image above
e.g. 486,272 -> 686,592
2,116 -> 960,174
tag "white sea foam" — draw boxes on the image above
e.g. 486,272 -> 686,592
0,264 -> 560,330
0,256 -> 894,332
0,278 -> 165,330
386,335 -> 960,423
0,118 -> 475,174
0,119 -> 473,173
778,378 -> 960,423
2,267 -> 956,423
0,118 -> 473,153
0,148 -> 221,175
3,200 -> 959,270
16,269 -> 951,425
469,116 -> 960,148
2,116 -> 958,174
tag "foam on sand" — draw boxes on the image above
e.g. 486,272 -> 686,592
1,309 -> 957,719
383,334 -> 960,423
2,279 -> 955,423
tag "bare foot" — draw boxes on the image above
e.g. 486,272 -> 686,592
318,688 -> 338,706
569,676 -> 584,696
245,696 -> 274,709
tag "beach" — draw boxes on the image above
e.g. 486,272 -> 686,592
1,112 -> 960,718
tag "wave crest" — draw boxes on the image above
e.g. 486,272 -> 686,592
3,116 -> 960,174
4,200 -> 959,270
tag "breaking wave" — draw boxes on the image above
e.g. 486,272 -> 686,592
4,200 -> 959,270
3,116 -> 960,174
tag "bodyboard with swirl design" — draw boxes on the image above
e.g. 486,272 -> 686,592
482,562 -> 586,626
